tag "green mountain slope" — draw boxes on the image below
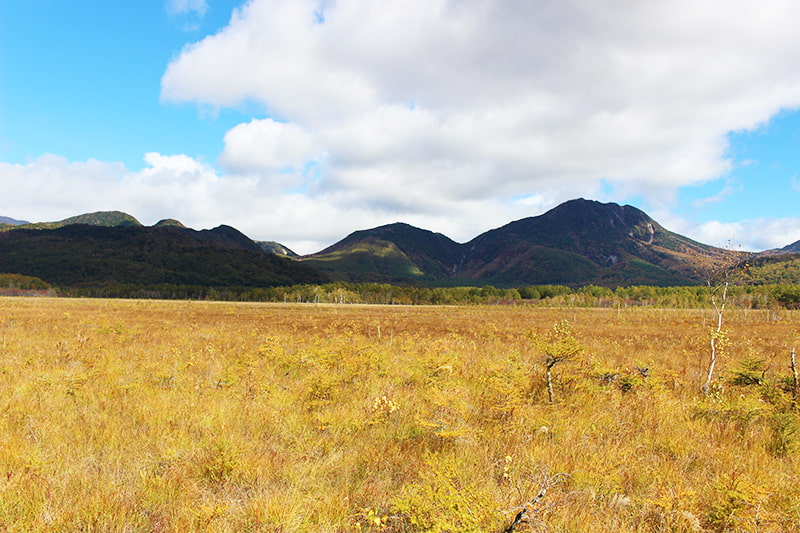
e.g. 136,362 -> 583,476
303,223 -> 463,283
1,211 -> 142,231
153,218 -> 186,228
745,253 -> 800,284
56,211 -> 142,227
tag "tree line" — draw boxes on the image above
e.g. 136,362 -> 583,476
58,281 -> 800,308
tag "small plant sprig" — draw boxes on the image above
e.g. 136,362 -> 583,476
531,320 -> 583,403
789,345 -> 798,405
369,393 -> 399,423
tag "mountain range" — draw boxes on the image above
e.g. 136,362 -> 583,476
0,217 -> 327,288
2,199 -> 799,289
302,199 -> 741,286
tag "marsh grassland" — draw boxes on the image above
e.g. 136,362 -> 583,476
0,298 -> 799,532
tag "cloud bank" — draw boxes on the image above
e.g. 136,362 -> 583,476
2,151 -> 800,253
6,1 -> 800,253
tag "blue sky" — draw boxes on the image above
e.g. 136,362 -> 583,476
678,111 -> 800,221
2,0 -> 800,254
1,1 -> 243,166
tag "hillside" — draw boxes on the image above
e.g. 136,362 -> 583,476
734,238 -> 800,284
744,253 -> 800,284
303,199 -> 734,287
153,218 -> 186,228
778,239 -> 800,254
1,210 -> 142,231
303,223 -> 463,283
0,224 -> 329,288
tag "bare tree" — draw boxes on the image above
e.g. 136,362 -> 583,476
695,244 -> 749,395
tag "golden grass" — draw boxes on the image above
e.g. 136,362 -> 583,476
0,298 -> 798,532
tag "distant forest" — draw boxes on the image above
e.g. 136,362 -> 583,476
52,281 -> 800,308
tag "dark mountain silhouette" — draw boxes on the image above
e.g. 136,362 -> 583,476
0,223 -> 329,288
458,198 -> 724,286
190,224 -> 265,252
303,199 -> 732,286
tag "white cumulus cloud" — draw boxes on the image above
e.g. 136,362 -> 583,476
220,119 -> 319,176
158,0 -> 800,241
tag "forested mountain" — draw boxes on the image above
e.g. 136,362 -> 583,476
744,253 -> 800,284
735,238 -> 800,284
303,199 -> 734,286
303,223 -> 463,283
0,223 -> 329,288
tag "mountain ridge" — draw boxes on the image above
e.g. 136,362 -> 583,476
4,200 -> 799,289
0,216 -> 30,226
0,211 -> 142,231
777,239 -> 800,254
302,198 -> 734,286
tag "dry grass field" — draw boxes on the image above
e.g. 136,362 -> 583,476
0,297 -> 798,532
